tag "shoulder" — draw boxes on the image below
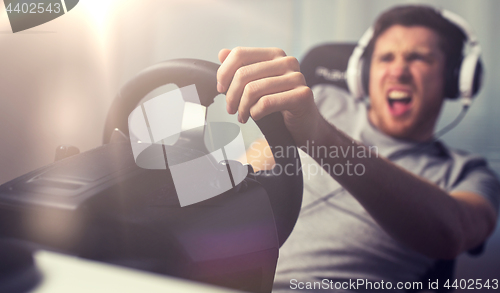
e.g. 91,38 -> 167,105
311,84 -> 365,126
444,145 -> 500,213
444,145 -> 492,178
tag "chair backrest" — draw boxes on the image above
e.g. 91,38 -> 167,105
300,43 -> 356,91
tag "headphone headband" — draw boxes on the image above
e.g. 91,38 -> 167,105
346,27 -> 373,100
440,9 -> 482,105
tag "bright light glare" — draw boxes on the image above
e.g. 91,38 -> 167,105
80,0 -> 121,29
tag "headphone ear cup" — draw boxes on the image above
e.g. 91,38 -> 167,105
361,56 -> 371,96
446,56 -> 482,99
444,57 -> 462,99
472,59 -> 483,96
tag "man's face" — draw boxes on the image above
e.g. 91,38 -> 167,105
368,25 -> 446,142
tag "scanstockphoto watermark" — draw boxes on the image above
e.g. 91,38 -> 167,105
290,278 -> 424,291
289,278 -> 500,291
248,140 -> 379,177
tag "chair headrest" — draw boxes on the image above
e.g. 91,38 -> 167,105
300,43 -> 356,92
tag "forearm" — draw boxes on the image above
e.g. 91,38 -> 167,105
306,117 -> 492,259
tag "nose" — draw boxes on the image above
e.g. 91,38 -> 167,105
389,57 -> 411,83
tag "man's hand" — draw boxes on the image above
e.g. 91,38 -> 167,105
216,47 -> 320,145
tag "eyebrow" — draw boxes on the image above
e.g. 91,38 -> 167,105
373,47 -> 436,58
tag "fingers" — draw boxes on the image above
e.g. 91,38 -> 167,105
237,71 -> 306,123
225,56 -> 300,115
217,47 -> 286,94
216,47 -> 312,125
249,86 -> 313,121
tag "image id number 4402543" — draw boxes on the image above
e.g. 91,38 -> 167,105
443,279 -> 498,290
5,2 -> 63,14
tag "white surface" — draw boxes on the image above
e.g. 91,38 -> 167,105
33,250 -> 239,293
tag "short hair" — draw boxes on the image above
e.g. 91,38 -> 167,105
364,5 -> 468,98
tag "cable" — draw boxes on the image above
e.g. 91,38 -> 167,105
432,104 -> 470,141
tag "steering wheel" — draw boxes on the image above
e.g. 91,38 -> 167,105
102,59 -> 303,247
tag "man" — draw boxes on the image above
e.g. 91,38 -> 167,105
216,5 -> 499,291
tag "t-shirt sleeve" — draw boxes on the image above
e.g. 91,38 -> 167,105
450,161 -> 500,214
312,84 -> 352,120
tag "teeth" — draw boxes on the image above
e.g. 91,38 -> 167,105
388,90 -> 410,100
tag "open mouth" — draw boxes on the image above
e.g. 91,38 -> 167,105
387,90 -> 412,116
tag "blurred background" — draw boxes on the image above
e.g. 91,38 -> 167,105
0,0 -> 499,288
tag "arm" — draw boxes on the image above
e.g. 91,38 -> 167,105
313,117 -> 497,259
217,47 -> 498,259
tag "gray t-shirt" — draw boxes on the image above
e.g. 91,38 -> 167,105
273,84 -> 500,292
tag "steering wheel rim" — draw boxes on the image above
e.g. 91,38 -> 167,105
102,58 -> 303,246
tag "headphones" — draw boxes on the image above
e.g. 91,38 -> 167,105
346,8 -> 483,107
